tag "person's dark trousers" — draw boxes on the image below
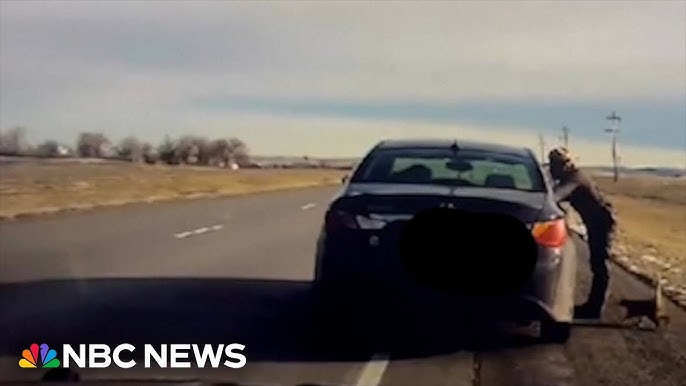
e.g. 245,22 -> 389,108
585,223 -> 613,313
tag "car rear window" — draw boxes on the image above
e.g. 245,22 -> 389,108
351,147 -> 545,191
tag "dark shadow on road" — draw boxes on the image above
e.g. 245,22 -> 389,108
0,277 -> 545,366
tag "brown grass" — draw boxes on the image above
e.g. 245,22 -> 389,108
595,175 -> 686,206
594,175 -> 686,290
0,162 -> 345,218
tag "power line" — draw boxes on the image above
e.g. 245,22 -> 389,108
561,126 -> 570,148
605,111 -> 622,182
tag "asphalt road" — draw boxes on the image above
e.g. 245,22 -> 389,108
1,186 -> 685,385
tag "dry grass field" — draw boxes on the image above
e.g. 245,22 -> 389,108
594,175 -> 686,304
0,162 -> 345,218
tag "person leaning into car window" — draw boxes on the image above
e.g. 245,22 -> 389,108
548,147 -> 617,319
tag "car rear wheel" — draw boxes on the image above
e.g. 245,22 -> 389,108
539,320 -> 571,343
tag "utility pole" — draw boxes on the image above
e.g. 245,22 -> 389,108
561,126 -> 570,149
605,111 -> 622,182
538,133 -> 546,164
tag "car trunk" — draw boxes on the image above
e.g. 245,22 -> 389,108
331,183 -> 546,294
337,183 -> 545,224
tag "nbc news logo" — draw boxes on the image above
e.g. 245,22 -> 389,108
19,343 -> 61,368
19,343 -> 247,369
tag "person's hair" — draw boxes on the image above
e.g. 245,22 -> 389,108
548,147 -> 577,178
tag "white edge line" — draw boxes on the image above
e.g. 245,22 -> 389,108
196,227 -> 212,234
355,352 -> 390,386
301,203 -> 317,210
174,224 -> 224,239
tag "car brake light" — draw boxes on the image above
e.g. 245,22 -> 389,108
325,210 -> 358,230
355,214 -> 387,230
531,219 -> 567,247
325,210 -> 389,230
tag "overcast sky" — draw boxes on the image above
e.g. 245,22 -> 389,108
1,0 -> 685,167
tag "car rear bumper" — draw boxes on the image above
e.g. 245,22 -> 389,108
315,229 -> 575,323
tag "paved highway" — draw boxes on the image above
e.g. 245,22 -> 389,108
1,186 -> 685,385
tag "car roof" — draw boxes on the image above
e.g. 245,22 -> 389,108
374,138 -> 533,158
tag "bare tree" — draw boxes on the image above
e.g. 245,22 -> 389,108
158,136 -> 178,164
208,139 -> 231,167
140,142 -> 157,164
227,137 -> 249,164
76,132 -> 110,158
175,135 -> 212,165
0,126 -> 29,155
117,136 -> 146,162
157,134 -> 249,166
175,136 -> 197,164
35,140 -> 61,157
195,137 -> 212,165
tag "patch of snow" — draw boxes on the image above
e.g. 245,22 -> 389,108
616,256 -> 630,263
641,254 -> 659,264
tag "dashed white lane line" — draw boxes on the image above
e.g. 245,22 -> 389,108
301,203 -> 317,210
355,353 -> 390,386
174,224 -> 224,239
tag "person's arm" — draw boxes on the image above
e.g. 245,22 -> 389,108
553,179 -> 580,202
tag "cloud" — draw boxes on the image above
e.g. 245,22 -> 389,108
2,0 -> 684,102
0,0 -> 684,166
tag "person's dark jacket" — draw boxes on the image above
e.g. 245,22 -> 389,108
553,169 -> 615,231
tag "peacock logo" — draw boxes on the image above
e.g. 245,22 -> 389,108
19,343 -> 61,368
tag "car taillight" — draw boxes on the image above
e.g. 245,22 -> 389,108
325,210 -> 358,230
531,219 -> 567,247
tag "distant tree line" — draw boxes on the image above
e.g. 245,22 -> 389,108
0,127 -> 250,167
